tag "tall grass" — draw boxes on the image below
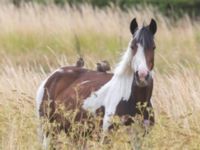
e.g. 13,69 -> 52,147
0,3 -> 200,71
0,3 -> 200,150
1,59 -> 200,150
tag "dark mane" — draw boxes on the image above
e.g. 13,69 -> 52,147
134,27 -> 154,49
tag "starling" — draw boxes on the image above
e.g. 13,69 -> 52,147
76,57 -> 84,67
96,60 -> 111,72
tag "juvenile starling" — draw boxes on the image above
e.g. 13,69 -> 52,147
76,57 -> 84,67
96,60 -> 111,72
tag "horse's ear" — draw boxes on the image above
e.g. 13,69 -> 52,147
130,18 -> 138,35
149,19 -> 157,35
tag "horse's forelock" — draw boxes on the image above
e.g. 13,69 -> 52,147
133,27 -> 154,49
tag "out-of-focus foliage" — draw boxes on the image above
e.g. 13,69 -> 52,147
11,0 -> 200,17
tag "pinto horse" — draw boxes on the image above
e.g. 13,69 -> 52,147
36,18 -> 157,146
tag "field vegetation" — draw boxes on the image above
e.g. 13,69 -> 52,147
0,3 -> 200,150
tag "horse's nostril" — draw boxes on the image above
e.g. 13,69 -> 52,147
145,73 -> 150,80
135,71 -> 139,78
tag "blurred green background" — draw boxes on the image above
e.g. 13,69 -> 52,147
11,0 -> 200,17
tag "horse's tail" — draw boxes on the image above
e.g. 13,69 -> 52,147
35,68 -> 64,149
36,79 -> 47,118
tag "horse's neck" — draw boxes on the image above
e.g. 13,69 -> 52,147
83,44 -> 134,113
102,45 -> 134,105
130,78 -> 153,104
114,43 -> 134,76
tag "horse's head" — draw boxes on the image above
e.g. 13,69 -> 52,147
130,18 -> 157,87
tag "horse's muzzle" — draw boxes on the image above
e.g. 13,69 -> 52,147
135,71 -> 152,87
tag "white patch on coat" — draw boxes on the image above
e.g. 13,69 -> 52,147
79,80 -> 91,85
67,69 -> 73,73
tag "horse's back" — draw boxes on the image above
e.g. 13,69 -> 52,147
55,69 -> 113,108
38,66 -> 113,115
42,66 -> 87,101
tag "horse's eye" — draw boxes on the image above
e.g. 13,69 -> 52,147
153,46 -> 156,50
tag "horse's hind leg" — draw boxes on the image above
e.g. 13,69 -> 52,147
36,119 -> 50,150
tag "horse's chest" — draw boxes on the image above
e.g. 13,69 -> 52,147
115,85 -> 151,116
115,98 -> 135,116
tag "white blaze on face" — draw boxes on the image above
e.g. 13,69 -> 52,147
132,43 -> 148,81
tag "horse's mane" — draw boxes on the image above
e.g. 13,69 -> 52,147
83,40 -> 134,113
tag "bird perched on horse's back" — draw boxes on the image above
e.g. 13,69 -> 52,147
76,57 -> 84,67
96,60 -> 111,73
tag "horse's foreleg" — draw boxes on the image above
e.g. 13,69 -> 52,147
102,114 -> 112,131
143,99 -> 154,126
102,105 -> 117,131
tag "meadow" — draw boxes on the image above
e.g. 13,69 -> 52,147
0,3 -> 200,150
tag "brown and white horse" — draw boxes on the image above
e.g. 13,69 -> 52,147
36,18 -> 157,147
